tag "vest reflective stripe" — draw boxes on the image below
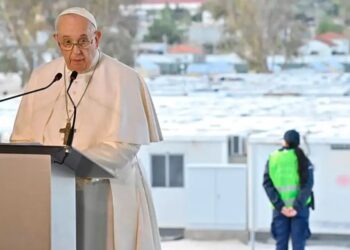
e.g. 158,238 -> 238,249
276,185 -> 299,192
283,198 -> 297,207
269,149 -> 311,208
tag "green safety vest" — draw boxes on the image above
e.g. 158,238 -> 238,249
268,149 -> 311,208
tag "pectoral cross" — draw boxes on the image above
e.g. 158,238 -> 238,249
59,122 -> 76,145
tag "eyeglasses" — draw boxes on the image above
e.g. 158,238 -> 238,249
57,36 -> 94,51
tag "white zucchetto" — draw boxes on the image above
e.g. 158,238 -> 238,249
56,7 -> 97,29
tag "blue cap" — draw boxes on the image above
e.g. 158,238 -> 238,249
283,129 -> 300,147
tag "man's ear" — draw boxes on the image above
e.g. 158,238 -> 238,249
53,33 -> 61,49
53,33 -> 59,43
94,31 -> 102,47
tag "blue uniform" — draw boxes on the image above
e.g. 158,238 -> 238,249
263,148 -> 314,250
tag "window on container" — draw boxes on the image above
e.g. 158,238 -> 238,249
151,154 -> 184,188
151,155 -> 166,187
169,155 -> 184,187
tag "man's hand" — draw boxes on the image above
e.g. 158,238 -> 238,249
281,207 -> 297,217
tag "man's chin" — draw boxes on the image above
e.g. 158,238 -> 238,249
68,63 -> 88,73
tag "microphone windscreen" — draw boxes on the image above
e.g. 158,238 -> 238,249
54,73 -> 63,81
70,71 -> 78,81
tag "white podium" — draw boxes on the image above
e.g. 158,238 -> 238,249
0,144 -> 113,250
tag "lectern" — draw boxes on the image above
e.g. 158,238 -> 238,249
0,144 -> 113,250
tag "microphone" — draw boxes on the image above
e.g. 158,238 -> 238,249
66,71 -> 78,147
69,71 -> 78,88
0,73 -> 63,103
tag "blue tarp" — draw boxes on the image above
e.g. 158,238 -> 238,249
187,62 -> 234,75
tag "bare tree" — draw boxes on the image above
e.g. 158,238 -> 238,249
205,0 -> 304,72
0,0 -> 53,83
332,0 -> 350,32
0,0 -> 140,84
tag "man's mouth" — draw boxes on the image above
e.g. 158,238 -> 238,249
71,58 -> 85,62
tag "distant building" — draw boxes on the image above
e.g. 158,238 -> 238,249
168,44 -> 203,55
137,0 -> 205,13
299,32 -> 350,56
136,54 -> 181,74
188,22 -> 224,50
135,43 -> 168,54
315,32 -> 349,55
299,40 -> 333,56
186,62 -> 234,76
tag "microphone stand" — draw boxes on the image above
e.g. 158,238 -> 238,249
66,99 -> 77,147
58,71 -> 78,164
65,71 -> 78,147
0,73 -> 63,103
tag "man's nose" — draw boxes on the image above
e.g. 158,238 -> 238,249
71,44 -> 83,54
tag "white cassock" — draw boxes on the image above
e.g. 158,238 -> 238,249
10,52 -> 163,250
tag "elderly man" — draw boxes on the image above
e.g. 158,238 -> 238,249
10,7 -> 162,250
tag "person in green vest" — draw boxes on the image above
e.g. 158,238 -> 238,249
263,129 -> 314,250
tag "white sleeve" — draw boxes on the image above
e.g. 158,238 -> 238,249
10,71 -> 38,143
82,141 -> 140,177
